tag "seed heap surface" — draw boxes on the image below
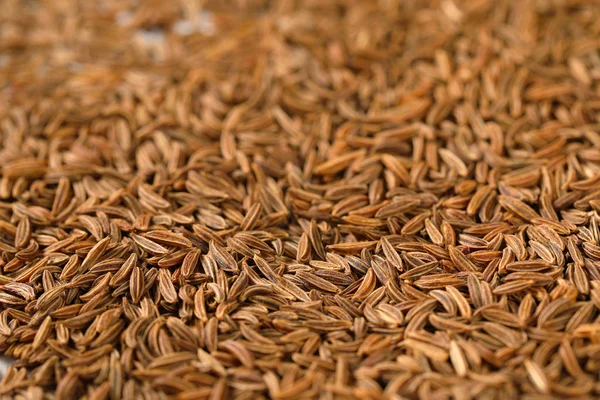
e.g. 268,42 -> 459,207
2,0 -> 600,399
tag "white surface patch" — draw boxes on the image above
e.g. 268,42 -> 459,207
0,356 -> 12,378
136,29 -> 166,46
174,11 -> 216,36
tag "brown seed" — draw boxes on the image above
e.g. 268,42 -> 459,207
240,203 -> 262,231
129,267 -> 144,303
143,231 -> 193,248
181,249 -> 201,278
15,217 -> 31,249
498,195 -> 540,221
110,253 -> 137,287
130,233 -> 169,256
209,241 -> 238,272
448,246 -> 479,272
380,236 -> 404,271
81,237 -> 111,272
158,270 -> 179,303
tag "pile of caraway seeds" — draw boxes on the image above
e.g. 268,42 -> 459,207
1,0 -> 600,399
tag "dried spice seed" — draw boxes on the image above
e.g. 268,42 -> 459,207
1,1 -> 600,399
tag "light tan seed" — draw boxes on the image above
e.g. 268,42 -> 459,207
524,359 -> 549,394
